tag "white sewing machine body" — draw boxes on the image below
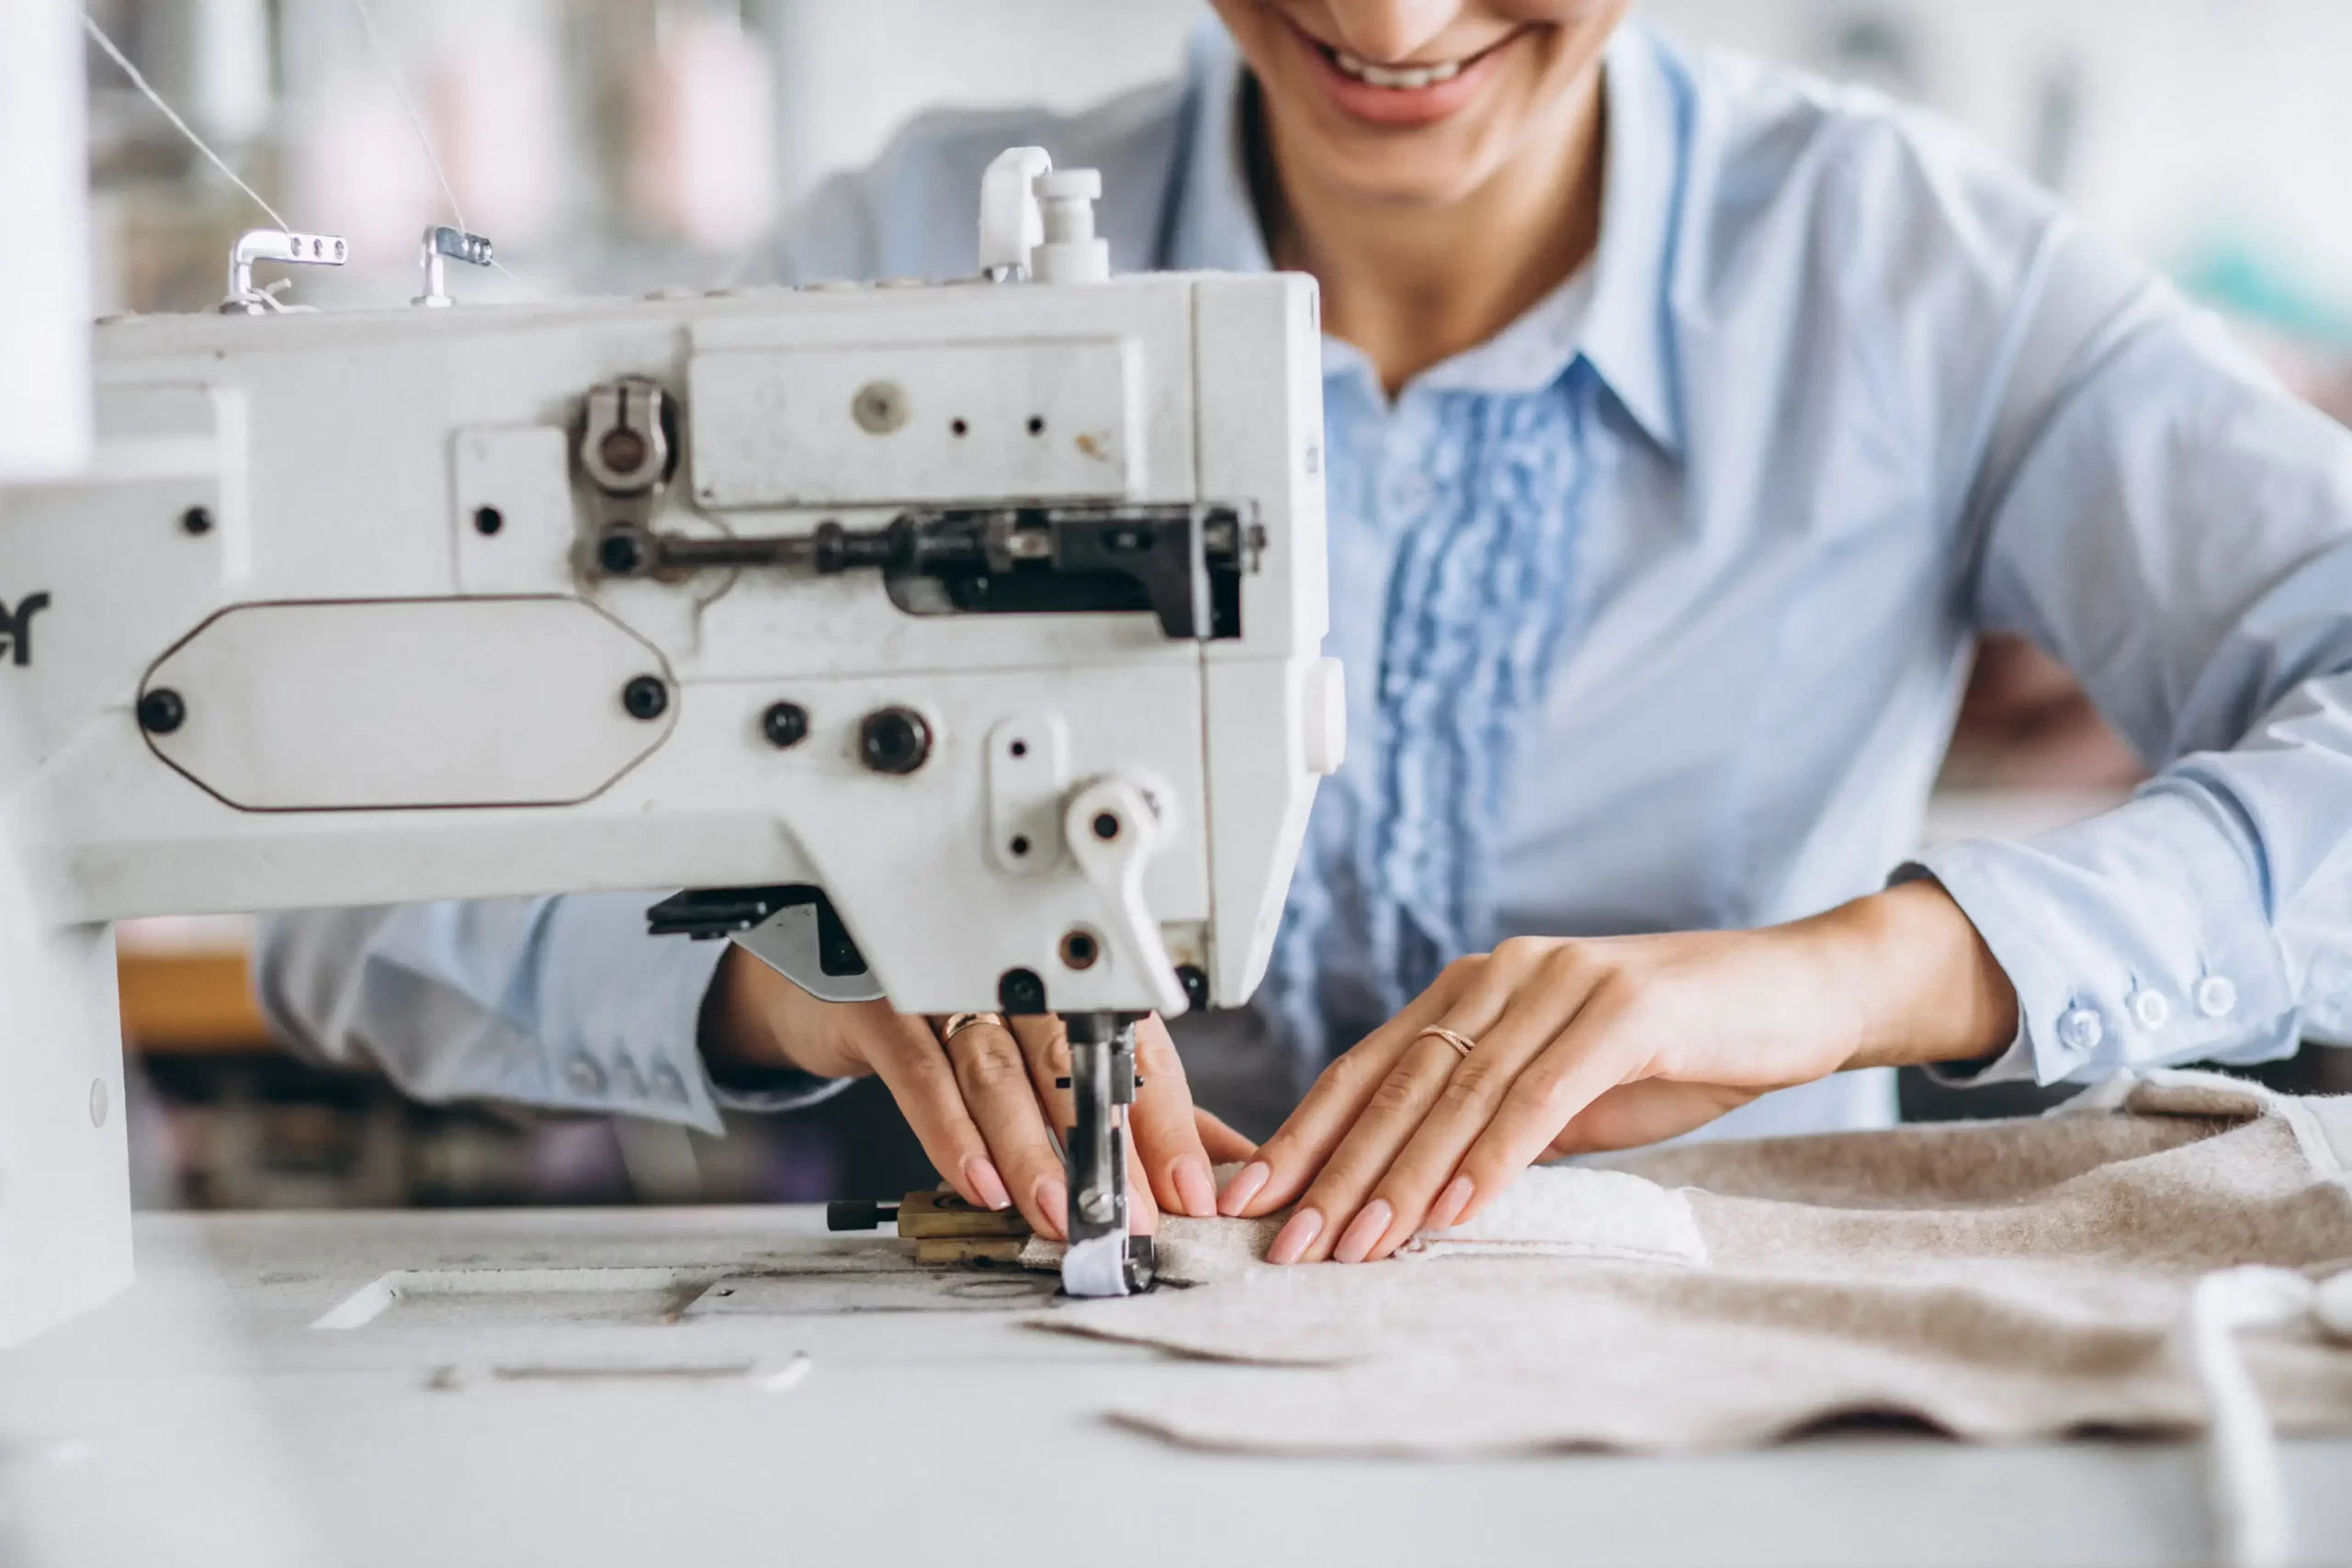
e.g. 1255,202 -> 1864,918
0,210 -> 1336,1337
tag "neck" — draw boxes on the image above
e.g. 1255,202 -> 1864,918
1256,68 -> 1608,397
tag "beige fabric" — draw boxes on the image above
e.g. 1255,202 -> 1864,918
1023,1073 -> 2352,1456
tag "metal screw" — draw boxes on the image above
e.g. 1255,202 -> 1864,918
858,706 -> 932,774
622,675 -> 669,721
598,531 -> 645,575
472,505 -> 503,536
761,701 -> 808,750
1059,930 -> 1100,970
597,426 -> 650,476
137,689 -> 186,735
1077,1189 -> 1115,1225
180,505 -> 213,536
851,380 -> 910,434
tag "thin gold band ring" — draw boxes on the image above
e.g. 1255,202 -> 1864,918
1416,1026 -> 1478,1059
938,1011 -> 1005,1047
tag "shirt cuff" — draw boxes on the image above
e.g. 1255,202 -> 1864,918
1895,784 -> 2301,1088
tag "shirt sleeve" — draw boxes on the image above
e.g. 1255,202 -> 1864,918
1916,241 -> 2352,1085
255,897 -> 853,1134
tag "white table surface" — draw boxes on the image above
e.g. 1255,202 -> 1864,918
5,1206 -> 2349,1568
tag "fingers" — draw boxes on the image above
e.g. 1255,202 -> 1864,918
939,1020 -> 1071,1241
1222,968 -> 1475,1219
1264,1032 -> 1469,1263
1126,1016 -> 1218,1218
1341,982 -> 1629,1260
1451,999 -> 1645,1227
855,1007 -> 1011,1219
1272,984 -> 1569,1266
1006,1017 -> 1075,1237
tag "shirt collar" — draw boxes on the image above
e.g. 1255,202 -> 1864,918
1162,18 -> 1690,455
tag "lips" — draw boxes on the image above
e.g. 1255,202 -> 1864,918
1286,17 -> 1520,128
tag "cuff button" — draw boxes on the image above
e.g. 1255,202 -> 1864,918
564,1054 -> 607,1097
2196,976 -> 2238,1019
615,1055 -> 649,1100
2058,1007 -> 2105,1053
651,1062 -> 689,1102
2130,990 -> 2171,1031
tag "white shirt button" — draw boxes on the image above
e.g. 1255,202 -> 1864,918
650,1062 -> 688,1103
2197,976 -> 2238,1019
2057,1007 -> 2105,1053
564,1054 -> 606,1097
2130,990 -> 2171,1031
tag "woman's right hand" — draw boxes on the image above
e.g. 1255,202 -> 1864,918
699,947 -> 1252,1238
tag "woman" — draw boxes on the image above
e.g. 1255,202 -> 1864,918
264,2 -> 2352,1269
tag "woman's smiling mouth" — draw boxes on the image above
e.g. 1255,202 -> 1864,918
1286,17 -> 1525,126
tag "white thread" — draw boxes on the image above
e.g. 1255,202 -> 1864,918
83,13 -> 289,233
345,0 -> 467,231
2180,1267 -> 2314,1568
346,0 -> 533,294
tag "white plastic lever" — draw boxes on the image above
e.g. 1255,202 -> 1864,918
1062,777 -> 1190,1018
978,146 -> 1052,279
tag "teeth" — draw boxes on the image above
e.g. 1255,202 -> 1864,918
1331,48 -> 1462,90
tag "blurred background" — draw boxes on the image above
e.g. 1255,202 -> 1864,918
88,0 -> 2352,1212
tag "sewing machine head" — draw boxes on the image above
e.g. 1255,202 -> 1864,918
0,148 -> 1337,1325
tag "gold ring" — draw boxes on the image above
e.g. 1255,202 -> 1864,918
938,1012 -> 1004,1046
1417,1026 -> 1477,1059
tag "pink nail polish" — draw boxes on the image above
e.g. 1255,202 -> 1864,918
1219,1160 -> 1272,1217
1266,1207 -> 1323,1266
1035,1176 -> 1069,1240
963,1156 -> 1012,1213
1428,1175 -> 1476,1233
1333,1200 -> 1393,1264
1173,1157 -> 1217,1219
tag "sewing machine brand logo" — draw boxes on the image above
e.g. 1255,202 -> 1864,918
0,592 -> 51,667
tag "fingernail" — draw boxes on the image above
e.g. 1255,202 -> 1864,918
1219,1160 -> 1272,1217
962,1156 -> 1012,1213
1428,1175 -> 1476,1233
1034,1176 -> 1069,1241
1173,1157 -> 1217,1219
1333,1200 -> 1393,1265
1266,1207 -> 1323,1266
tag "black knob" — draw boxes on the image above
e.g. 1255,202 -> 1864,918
137,688 -> 186,735
179,505 -> 213,536
472,505 -> 503,536
622,675 -> 669,721
598,531 -> 645,575
997,967 -> 1047,1016
762,701 -> 809,750
1177,964 -> 1209,1011
859,706 -> 931,774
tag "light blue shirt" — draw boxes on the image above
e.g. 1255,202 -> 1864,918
259,21 -> 2352,1143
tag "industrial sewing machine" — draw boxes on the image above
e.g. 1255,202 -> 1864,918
0,149 -> 1339,1339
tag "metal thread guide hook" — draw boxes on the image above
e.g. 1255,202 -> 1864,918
220,231 -> 348,315
415,226 -> 495,308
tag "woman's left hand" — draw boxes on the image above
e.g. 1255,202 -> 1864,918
1216,880 -> 2018,1265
